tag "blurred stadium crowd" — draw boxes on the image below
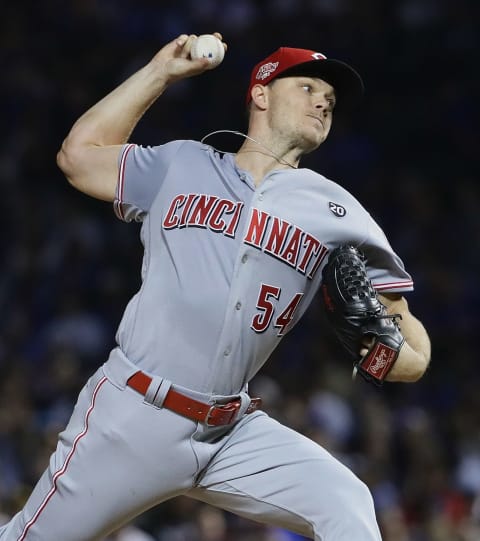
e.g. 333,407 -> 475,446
0,0 -> 479,540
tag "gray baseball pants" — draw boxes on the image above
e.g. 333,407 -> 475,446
0,353 -> 382,541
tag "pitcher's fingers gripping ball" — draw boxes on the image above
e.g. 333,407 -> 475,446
190,34 -> 225,68
321,245 -> 405,385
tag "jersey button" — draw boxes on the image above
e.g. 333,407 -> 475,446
223,347 -> 231,356
258,193 -> 264,201
241,254 -> 248,263
235,302 -> 242,310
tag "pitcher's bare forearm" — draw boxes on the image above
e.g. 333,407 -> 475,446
379,294 -> 431,382
66,63 -> 170,148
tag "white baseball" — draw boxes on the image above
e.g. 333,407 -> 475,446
190,34 -> 225,68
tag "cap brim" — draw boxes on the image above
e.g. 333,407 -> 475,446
277,59 -> 364,110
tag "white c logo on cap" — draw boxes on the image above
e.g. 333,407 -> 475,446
311,53 -> 327,60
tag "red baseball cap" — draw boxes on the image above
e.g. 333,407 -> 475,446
246,47 -> 364,109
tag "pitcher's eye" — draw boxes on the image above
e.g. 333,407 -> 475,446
302,85 -> 313,93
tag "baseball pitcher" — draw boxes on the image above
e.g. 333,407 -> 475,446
0,32 -> 431,541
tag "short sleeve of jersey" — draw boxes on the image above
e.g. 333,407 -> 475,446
360,214 -> 414,293
114,140 -> 185,222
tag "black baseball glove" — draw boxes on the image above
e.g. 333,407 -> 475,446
321,245 -> 405,386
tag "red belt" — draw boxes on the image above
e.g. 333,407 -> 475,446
127,371 -> 262,427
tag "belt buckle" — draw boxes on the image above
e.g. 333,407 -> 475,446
205,401 -> 241,427
205,404 -> 218,427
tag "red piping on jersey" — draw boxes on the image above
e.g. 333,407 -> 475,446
17,376 -> 108,541
373,280 -> 414,291
114,143 -> 135,221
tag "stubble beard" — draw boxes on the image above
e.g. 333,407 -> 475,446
268,110 -> 329,159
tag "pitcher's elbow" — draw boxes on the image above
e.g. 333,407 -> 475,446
57,140 -> 80,188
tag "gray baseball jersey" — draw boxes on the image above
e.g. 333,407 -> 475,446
1,139 -> 412,541
113,140 -> 412,394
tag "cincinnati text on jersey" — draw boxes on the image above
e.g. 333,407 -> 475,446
163,193 -> 328,279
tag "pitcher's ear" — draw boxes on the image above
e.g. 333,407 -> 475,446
250,84 -> 269,110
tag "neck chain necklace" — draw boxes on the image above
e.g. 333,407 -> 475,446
200,129 -> 298,170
